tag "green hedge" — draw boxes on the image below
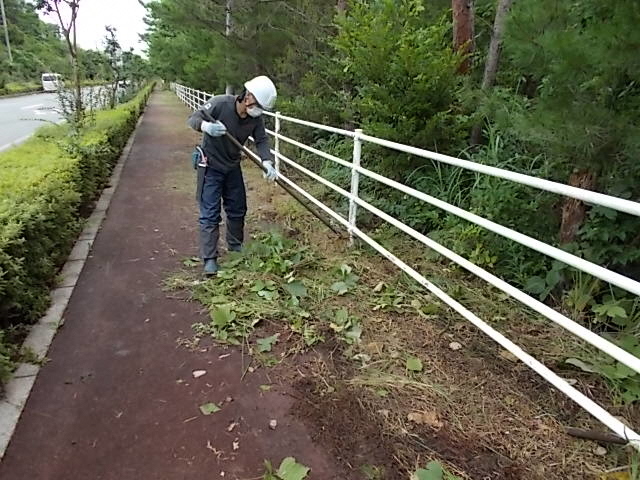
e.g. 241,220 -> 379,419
0,82 -> 43,97
0,83 -> 155,328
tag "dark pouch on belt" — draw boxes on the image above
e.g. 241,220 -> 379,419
191,145 -> 207,170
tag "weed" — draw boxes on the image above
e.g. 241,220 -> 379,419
412,461 -> 462,480
263,457 -> 310,480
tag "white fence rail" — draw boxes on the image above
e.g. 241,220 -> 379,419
171,82 -> 640,449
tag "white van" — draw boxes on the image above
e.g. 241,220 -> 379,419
41,73 -> 62,92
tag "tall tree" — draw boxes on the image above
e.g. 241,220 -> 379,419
480,0 -> 513,90
36,0 -> 83,125
452,0 -> 474,73
470,0 -> 514,144
103,25 -> 121,108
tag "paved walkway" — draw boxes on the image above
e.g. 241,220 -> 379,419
0,91 -> 342,479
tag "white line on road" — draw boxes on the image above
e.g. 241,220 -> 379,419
20,103 -> 44,110
0,133 -> 34,153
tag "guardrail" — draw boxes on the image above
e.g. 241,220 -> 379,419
171,82 -> 640,449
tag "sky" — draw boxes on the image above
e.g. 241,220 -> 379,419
38,0 -> 149,55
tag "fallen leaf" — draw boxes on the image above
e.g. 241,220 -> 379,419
269,419 -> 278,430
192,370 -> 207,378
373,282 -> 385,293
448,342 -> 462,351
232,440 -> 240,451
199,403 -> 221,415
407,411 -> 443,430
227,422 -> 238,432
259,384 -> 272,392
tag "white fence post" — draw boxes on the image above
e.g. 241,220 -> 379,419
274,111 -> 281,173
349,128 -> 363,245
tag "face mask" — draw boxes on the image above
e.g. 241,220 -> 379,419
247,106 -> 263,118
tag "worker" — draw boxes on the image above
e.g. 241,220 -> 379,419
187,75 -> 277,275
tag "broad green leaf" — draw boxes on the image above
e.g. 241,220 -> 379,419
606,305 -> 627,319
545,269 -> 562,288
345,324 -> 363,343
251,279 -> 266,292
284,280 -> 307,298
406,356 -> 423,372
616,335 -> 640,355
331,281 -> 350,295
525,276 -> 546,294
277,457 -> 310,480
257,334 -> 279,353
212,305 -> 235,328
199,402 -> 220,415
258,289 -> 278,301
334,308 -> 349,325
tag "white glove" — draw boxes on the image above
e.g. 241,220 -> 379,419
262,160 -> 277,182
201,120 -> 227,137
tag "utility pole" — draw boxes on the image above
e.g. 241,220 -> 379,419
0,0 -> 13,63
225,0 -> 232,94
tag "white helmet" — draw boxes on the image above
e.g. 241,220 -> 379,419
244,75 -> 277,111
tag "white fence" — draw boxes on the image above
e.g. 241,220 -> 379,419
171,82 -> 640,449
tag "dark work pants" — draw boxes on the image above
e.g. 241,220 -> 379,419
198,166 -> 247,260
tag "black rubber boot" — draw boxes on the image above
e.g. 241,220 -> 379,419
226,218 -> 244,253
200,224 -> 220,260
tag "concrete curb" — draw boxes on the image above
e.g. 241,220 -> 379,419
0,106 -> 148,459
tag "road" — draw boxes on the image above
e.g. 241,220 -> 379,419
0,92 -> 63,152
0,86 -> 112,153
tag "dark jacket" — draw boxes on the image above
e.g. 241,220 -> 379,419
187,94 -> 271,172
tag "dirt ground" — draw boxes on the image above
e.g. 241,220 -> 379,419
240,163 -> 638,479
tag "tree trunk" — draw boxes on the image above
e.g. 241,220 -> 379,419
225,0 -> 233,95
560,170 -> 596,244
73,18 -> 83,124
481,0 -> 513,90
470,0 -> 514,145
452,0 -> 474,74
